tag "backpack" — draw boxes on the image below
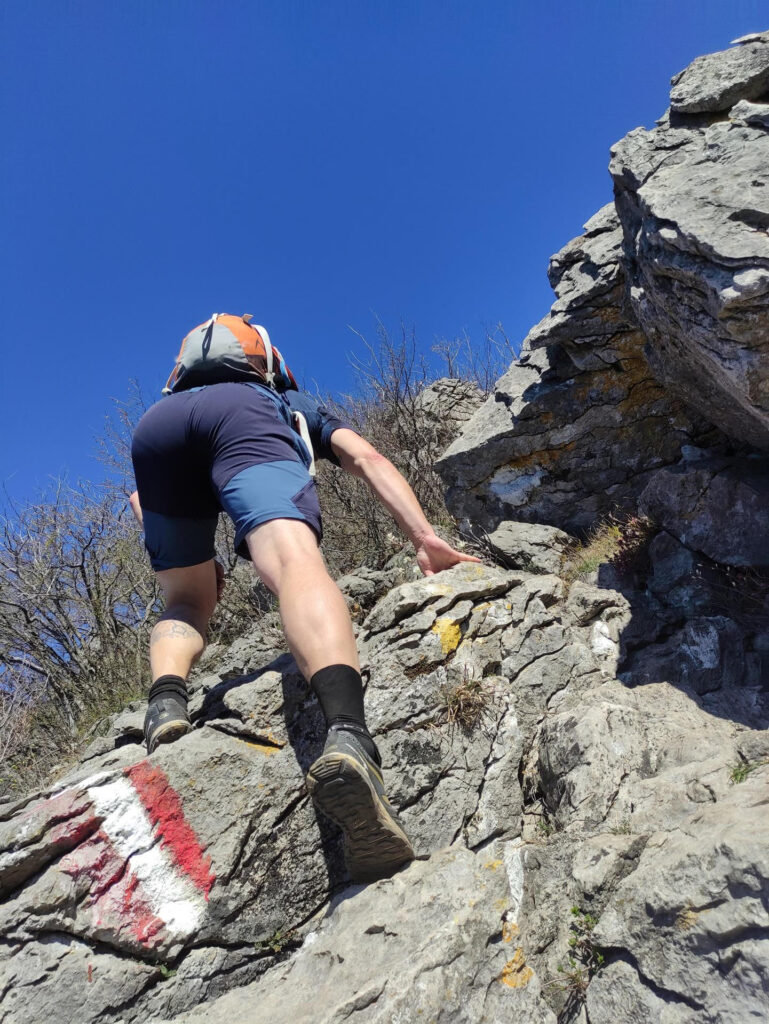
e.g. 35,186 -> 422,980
163,313 -> 298,395
162,313 -> 316,476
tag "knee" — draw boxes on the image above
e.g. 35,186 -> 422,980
246,520 -> 324,594
260,548 -> 328,597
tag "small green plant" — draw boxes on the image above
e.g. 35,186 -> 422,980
441,669 -> 491,731
258,928 -> 293,954
729,757 -> 769,784
610,817 -> 632,835
535,818 -> 554,838
551,907 -> 605,1001
157,964 -> 177,980
563,520 -> 623,582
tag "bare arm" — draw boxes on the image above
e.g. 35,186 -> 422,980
129,490 -> 143,527
329,429 -> 480,576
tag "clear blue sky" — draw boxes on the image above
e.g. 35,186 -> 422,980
1,0 -> 764,503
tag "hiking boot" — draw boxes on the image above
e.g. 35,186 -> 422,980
306,726 -> 415,882
144,677 -> 192,753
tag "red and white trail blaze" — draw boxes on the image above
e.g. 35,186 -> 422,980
46,761 -> 216,949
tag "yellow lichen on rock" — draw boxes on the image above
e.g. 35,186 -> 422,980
243,739 -> 280,756
431,618 -> 462,654
499,947 -> 534,988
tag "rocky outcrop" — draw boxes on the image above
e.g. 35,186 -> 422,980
612,32 -> 769,451
2,562 -> 768,1022
435,204 -> 721,539
437,34 -> 769,557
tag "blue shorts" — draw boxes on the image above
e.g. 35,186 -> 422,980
131,383 -> 322,570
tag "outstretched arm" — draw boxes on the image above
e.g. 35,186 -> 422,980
329,429 -> 481,577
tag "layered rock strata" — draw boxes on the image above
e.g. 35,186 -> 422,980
612,31 -> 769,451
437,33 -> 769,554
436,205 -> 719,538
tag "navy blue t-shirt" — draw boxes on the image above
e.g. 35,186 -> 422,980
281,389 -> 356,466
245,383 -> 357,466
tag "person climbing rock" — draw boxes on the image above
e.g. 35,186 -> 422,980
129,313 -> 479,882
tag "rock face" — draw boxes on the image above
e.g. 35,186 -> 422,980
436,204 -> 719,538
612,31 -> 769,452
437,34 -> 769,552
2,562 -> 768,1023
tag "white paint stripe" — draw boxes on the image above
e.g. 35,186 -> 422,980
88,777 -> 203,936
47,770 -> 115,799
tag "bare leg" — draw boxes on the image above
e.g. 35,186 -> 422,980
244,519 -> 359,680
248,519 -> 414,881
150,560 -> 218,681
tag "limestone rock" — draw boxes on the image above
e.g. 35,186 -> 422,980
160,847 -> 555,1024
591,785 -> 769,1022
1,556 -> 768,1021
438,33 -> 769,569
483,520 -> 575,574
436,205 -> 716,539
638,457 -> 769,567
669,31 -> 769,113
412,376 -> 484,428
612,35 -> 769,451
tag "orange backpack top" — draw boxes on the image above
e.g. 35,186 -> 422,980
163,313 -> 298,394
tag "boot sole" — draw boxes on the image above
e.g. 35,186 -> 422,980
147,719 -> 193,753
306,752 -> 415,883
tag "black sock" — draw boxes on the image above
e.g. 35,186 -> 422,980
148,674 -> 188,704
310,664 -> 379,763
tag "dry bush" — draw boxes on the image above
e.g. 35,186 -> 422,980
562,513 -> 654,583
314,321 -> 509,576
431,322 -> 518,393
0,481 -> 160,795
441,670 -> 493,731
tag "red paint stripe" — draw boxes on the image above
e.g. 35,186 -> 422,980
25,789 -> 101,853
126,761 -> 215,896
61,829 -> 166,948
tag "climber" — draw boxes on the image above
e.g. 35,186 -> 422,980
129,313 -> 480,882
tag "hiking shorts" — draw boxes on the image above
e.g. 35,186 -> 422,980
131,382 -> 321,571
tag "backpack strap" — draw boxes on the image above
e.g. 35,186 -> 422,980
247,383 -> 316,476
292,411 -> 316,478
254,324 -> 276,389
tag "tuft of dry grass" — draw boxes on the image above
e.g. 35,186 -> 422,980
562,520 -> 623,583
441,670 -> 492,731
563,513 -> 654,583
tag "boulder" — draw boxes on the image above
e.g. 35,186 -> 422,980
483,520 -> 575,575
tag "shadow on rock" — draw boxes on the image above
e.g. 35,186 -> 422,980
595,532 -> 769,731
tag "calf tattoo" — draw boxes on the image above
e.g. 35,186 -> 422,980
151,621 -> 201,645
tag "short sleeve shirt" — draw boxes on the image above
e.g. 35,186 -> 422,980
281,390 -> 357,465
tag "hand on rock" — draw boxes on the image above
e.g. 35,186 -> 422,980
415,533 -> 481,577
